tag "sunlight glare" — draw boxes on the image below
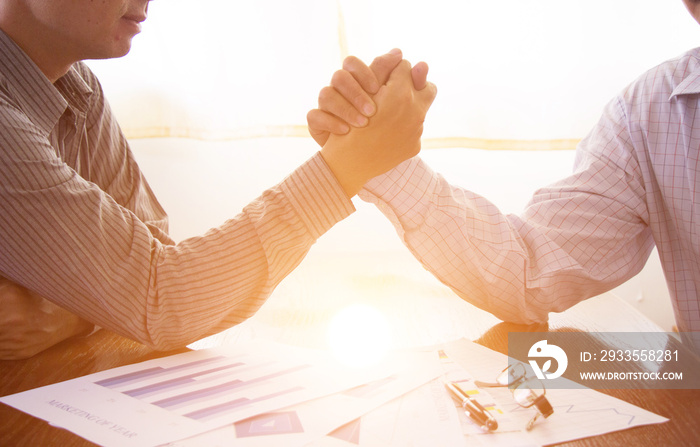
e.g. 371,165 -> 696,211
327,304 -> 392,368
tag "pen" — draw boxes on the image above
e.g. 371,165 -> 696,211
445,381 -> 498,431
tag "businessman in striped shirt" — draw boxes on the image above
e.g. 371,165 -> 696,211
0,0 -> 436,359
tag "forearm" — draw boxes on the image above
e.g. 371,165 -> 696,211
360,156 -> 653,323
359,157 -> 543,323
1,153 -> 353,350
142,153 -> 355,348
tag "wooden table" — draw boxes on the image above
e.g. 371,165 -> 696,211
1,254 -> 699,446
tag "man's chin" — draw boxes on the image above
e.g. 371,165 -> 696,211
91,42 -> 134,61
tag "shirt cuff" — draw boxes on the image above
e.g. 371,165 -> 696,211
281,152 -> 356,239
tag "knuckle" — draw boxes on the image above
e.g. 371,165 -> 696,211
331,69 -> 349,86
318,86 -> 335,103
371,53 -> 393,69
306,109 -> 319,124
339,102 -> 357,119
342,55 -> 361,70
397,59 -> 412,71
347,89 -> 367,106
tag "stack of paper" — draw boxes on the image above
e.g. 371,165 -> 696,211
0,339 -> 667,446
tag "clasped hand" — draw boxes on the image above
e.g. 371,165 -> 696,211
0,50 -> 433,360
311,49 -> 437,197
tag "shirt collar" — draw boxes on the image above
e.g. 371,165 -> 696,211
0,28 -> 93,136
671,48 -> 700,98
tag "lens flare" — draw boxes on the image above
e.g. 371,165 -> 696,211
327,304 -> 392,368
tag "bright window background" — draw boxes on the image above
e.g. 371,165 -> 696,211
86,0 -> 699,331
88,0 -> 698,146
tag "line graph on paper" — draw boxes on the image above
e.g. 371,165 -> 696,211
441,340 -> 668,446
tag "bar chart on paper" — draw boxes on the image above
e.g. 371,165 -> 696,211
93,354 -> 309,422
0,340 -> 389,447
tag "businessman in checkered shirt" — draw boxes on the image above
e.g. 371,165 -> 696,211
308,0 -> 700,355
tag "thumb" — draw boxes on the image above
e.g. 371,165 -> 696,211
369,48 -> 403,86
411,61 -> 429,90
387,60 -> 437,108
410,61 -> 437,110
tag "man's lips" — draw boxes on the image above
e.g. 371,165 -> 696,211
122,14 -> 147,23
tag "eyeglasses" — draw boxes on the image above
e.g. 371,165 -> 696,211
475,363 -> 554,431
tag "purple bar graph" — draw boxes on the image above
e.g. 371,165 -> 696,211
152,379 -> 246,409
94,351 -> 318,424
95,356 -> 227,388
151,364 -> 311,410
184,386 -> 305,421
124,363 -> 245,398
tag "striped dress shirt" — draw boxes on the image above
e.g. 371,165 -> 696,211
0,29 -> 354,350
361,48 -> 700,354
